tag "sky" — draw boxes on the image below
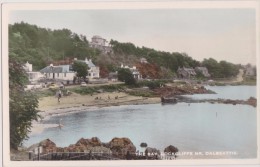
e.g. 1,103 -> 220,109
9,8 -> 256,65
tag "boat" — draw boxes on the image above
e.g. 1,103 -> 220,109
161,96 -> 178,104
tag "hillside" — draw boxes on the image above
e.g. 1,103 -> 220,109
9,22 -> 240,79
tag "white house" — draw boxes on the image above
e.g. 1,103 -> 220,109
24,61 -> 32,72
120,64 -> 142,80
140,58 -> 148,64
40,64 -> 75,81
89,35 -> 113,54
23,62 -> 45,82
74,58 -> 100,79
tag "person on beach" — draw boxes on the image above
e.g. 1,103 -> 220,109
57,89 -> 62,103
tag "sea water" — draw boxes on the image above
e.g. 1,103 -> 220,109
24,86 -> 257,159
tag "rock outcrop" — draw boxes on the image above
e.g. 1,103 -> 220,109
63,137 -> 103,152
164,145 -> 179,154
75,137 -> 102,147
108,137 -> 136,157
145,147 -> 160,156
28,138 -> 57,153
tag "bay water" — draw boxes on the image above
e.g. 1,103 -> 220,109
25,86 -> 257,159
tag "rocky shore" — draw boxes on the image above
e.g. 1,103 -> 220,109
154,84 -> 215,97
23,137 -> 178,160
176,96 -> 257,107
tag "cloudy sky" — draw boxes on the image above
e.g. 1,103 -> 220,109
9,8 -> 256,65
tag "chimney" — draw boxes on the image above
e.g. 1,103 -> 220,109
74,58 -> 77,60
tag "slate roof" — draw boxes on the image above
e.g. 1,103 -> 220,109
40,65 -> 74,73
76,60 -> 96,68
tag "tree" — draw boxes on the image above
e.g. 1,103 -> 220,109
72,61 -> 89,80
118,68 -> 136,85
9,57 -> 41,149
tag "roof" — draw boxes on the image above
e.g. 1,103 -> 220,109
76,59 -> 96,68
40,65 -> 74,73
195,67 -> 208,71
183,68 -> 195,72
178,67 -> 196,75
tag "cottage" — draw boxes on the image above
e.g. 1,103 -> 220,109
40,64 -> 75,81
121,64 -> 142,80
24,62 -> 45,82
195,67 -> 211,77
177,67 -> 196,78
74,58 -> 100,79
89,35 -> 113,54
24,61 -> 32,72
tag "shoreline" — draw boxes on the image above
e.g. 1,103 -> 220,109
32,84 -> 256,135
38,92 -> 161,117
31,92 -> 161,135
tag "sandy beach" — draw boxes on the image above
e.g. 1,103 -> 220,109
28,92 -> 160,135
38,92 -> 160,117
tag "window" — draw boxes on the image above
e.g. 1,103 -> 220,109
64,73 -> 66,77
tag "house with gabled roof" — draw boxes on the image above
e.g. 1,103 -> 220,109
40,57 -> 100,82
177,67 -> 196,78
120,64 -> 142,80
89,35 -> 113,54
74,58 -> 100,79
23,61 -> 45,82
40,64 -> 75,81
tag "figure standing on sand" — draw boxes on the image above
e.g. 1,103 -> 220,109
56,89 -> 62,103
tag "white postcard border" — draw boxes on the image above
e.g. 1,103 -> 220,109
1,1 -> 260,166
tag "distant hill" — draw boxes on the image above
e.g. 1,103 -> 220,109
9,22 -> 240,79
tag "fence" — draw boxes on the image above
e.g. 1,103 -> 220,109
30,151 -> 121,161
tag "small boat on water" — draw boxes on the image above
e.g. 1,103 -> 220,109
161,96 -> 178,104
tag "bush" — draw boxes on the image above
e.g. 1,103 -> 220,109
71,87 -> 97,95
128,91 -> 154,97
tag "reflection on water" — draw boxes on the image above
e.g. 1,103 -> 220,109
25,86 -> 257,159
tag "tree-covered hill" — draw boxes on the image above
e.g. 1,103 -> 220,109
9,22 -> 240,78
9,22 -> 98,70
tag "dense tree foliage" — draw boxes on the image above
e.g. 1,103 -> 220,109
118,68 -> 136,85
9,57 -> 41,149
110,39 -> 240,79
9,22 -> 99,70
202,58 -> 239,78
72,61 -> 89,79
110,39 -> 201,73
